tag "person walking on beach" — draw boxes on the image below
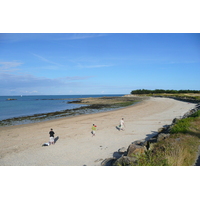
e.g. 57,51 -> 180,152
119,118 -> 125,131
49,128 -> 55,145
91,124 -> 97,136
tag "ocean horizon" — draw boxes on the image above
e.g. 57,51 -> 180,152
0,94 -> 125,126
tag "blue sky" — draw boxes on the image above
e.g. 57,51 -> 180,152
0,33 -> 199,95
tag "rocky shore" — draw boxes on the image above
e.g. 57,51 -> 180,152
69,95 -> 148,105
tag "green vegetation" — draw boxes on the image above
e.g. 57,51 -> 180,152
131,89 -> 200,95
136,110 -> 200,166
130,89 -> 200,101
115,101 -> 139,107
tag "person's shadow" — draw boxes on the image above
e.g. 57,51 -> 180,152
116,126 -> 120,131
54,136 -> 59,144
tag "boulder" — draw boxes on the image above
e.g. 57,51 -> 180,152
127,144 -> 146,157
158,127 -> 166,133
118,147 -> 127,154
145,137 -> 158,150
132,139 -> 146,146
113,156 -> 138,166
158,125 -> 172,133
172,117 -> 181,124
101,158 -> 116,166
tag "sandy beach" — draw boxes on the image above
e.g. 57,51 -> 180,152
0,97 -> 197,166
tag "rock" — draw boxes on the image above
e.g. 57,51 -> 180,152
158,125 -> 172,133
101,158 -> 116,166
118,147 -> 127,154
158,127 -> 165,133
127,144 -> 146,157
6,98 -> 17,101
113,156 -> 138,166
172,117 -> 181,124
157,133 -> 170,142
132,139 -> 146,146
146,137 -> 157,150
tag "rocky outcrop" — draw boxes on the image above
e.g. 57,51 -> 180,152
6,98 -> 17,101
113,155 -> 138,166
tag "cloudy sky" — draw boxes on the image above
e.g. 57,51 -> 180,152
0,33 -> 199,95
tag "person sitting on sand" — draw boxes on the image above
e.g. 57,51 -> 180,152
49,128 -> 55,145
91,124 -> 97,136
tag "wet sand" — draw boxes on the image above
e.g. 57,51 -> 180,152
0,97 -> 196,166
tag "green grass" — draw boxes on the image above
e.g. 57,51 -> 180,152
116,101 -> 139,107
137,93 -> 200,101
170,118 -> 194,134
171,110 -> 200,135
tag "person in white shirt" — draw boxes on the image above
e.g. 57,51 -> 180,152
119,118 -> 125,131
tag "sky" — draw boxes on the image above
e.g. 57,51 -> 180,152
0,33 -> 200,95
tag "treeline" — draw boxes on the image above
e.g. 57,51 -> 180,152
131,89 -> 200,94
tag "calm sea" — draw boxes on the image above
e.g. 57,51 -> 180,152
0,94 -> 124,125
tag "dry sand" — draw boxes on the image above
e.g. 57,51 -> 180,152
0,97 -> 197,166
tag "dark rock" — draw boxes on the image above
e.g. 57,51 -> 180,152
127,144 -> 146,157
118,147 -> 127,154
146,138 -> 157,150
172,118 -> 181,124
101,158 -> 116,166
113,156 -> 138,166
132,139 -> 146,146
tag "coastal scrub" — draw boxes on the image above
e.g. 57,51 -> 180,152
136,110 -> 200,166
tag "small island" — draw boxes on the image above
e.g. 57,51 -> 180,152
6,98 -> 17,101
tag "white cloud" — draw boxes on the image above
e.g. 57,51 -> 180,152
0,73 -> 93,91
32,53 -> 63,67
0,61 -> 23,72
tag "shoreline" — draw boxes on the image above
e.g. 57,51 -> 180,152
0,97 -> 197,166
0,96 -> 144,127
0,100 -> 144,131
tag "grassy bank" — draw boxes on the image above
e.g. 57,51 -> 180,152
137,110 -> 200,166
135,93 -> 200,101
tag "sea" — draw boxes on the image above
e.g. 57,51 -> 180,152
0,94 -> 124,126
